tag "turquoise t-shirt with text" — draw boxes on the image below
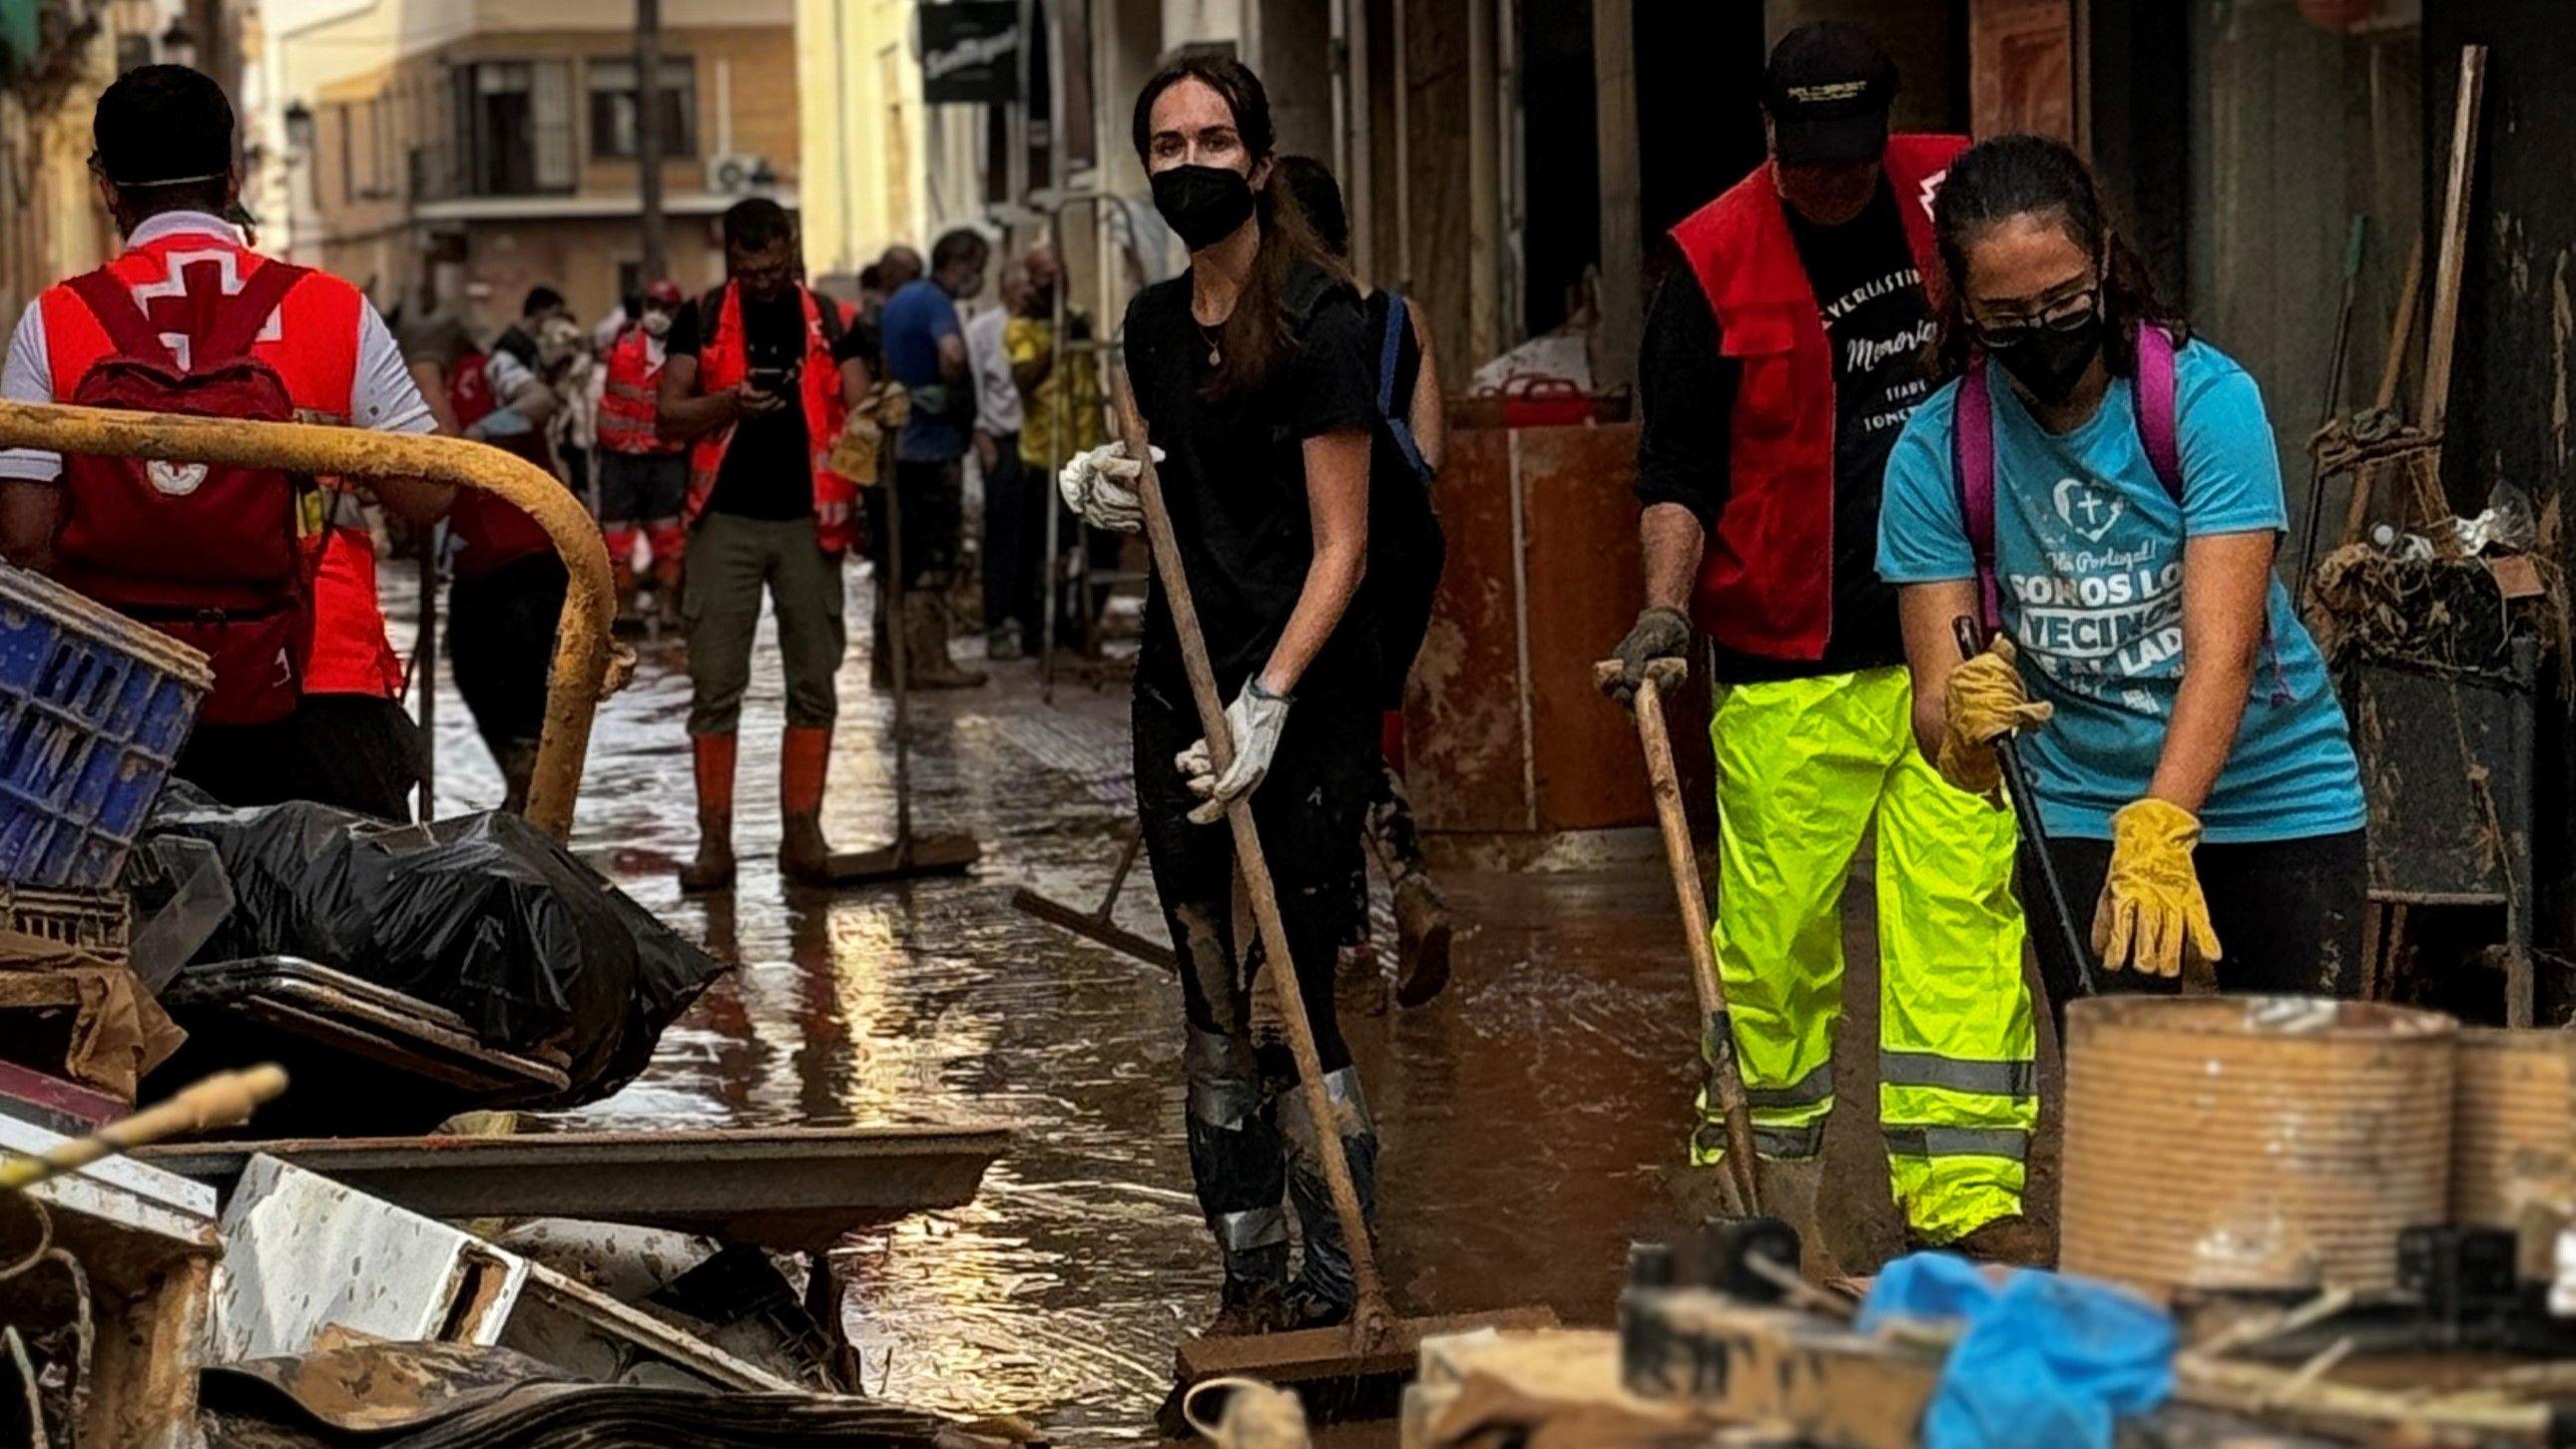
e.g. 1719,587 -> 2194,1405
1875,337 -> 2366,844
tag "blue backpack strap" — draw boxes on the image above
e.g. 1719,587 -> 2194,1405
1376,291 -> 1431,483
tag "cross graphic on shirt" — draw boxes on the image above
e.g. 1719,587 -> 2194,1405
2072,492 -> 2115,529
127,247 -> 282,370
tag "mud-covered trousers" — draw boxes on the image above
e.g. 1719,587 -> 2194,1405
1133,667 -> 1380,1310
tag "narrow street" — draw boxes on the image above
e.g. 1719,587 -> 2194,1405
397,571 -> 1980,1440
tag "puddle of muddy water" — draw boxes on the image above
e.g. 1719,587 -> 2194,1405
393,571 -> 1752,1441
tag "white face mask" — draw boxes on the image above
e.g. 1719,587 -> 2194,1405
641,310 -> 673,338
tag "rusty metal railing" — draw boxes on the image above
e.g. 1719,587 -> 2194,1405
0,400 -> 613,841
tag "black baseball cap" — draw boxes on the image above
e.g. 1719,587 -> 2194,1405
93,65 -> 235,186
1763,23 -> 1897,166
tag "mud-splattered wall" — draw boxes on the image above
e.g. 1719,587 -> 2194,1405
2427,4 -> 2576,517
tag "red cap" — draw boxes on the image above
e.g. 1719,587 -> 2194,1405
643,278 -> 685,305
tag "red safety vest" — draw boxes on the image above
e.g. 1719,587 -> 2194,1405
1667,134 -> 1966,662
444,350 -> 557,577
38,230 -> 405,699
683,283 -> 855,555
596,328 -> 677,455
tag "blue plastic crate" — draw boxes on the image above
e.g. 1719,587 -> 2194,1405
0,564 -> 211,889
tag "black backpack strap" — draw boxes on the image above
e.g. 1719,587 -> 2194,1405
63,268 -> 178,368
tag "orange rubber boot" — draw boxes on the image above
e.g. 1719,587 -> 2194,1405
679,733 -> 738,893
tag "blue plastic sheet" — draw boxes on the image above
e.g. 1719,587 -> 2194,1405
1857,1252 -> 2175,1449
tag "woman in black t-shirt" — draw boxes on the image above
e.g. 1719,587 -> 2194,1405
1059,54 -> 1379,1335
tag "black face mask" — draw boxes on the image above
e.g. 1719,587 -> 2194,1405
1151,165 -> 1258,251
1987,317 -> 2102,406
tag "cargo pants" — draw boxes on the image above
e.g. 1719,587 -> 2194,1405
1703,666 -> 2036,1244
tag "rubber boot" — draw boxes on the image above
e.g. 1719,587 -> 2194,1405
679,733 -> 738,893
653,554 -> 686,636
778,725 -> 874,885
1280,1066 -> 1379,1327
905,593 -> 986,690
1391,873 -> 1455,1008
494,737 -> 539,815
611,557 -> 643,631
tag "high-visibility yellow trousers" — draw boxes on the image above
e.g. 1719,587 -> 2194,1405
1697,666 -> 2036,1244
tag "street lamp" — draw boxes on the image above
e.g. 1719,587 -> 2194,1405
159,17 -> 197,69
283,101 -> 314,159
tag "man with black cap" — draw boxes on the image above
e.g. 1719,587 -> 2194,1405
0,65 -> 452,819
1598,24 -> 2039,1260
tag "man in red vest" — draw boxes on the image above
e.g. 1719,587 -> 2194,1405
0,65 -> 449,820
596,278 -> 689,631
659,199 -> 875,890
1599,25 -> 2037,1260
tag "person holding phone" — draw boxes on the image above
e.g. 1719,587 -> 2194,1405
658,199 -> 877,890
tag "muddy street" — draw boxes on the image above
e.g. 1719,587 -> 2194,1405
393,572 -> 1972,1441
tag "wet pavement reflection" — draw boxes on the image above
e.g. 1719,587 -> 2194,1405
405,573 -> 1813,1441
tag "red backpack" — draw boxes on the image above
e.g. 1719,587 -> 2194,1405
49,261 -> 318,725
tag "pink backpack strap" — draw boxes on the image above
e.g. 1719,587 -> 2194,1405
2133,320 -> 2181,501
1949,362 -> 2000,631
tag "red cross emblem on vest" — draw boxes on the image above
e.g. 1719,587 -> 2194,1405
129,247 -> 283,371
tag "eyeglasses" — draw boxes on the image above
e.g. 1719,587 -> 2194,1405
1968,285 -> 2101,350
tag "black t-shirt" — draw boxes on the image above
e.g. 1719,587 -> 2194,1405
667,287 -> 867,521
1634,180 -> 1935,684
1125,262 -> 1378,697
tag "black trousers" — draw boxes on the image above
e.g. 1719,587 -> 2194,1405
868,459 -> 964,587
449,550 -> 569,754
178,694 -> 424,822
1134,670 -> 1376,1265
2024,827 -> 2369,1005
978,433 -> 1040,637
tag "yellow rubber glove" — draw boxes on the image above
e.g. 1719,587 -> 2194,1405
2092,797 -> 2225,978
1937,635 -> 2054,798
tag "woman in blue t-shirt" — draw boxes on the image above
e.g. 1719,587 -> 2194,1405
1876,135 -> 2366,1001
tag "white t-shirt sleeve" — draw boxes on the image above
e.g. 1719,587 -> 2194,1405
483,347 -> 537,403
351,304 -> 437,436
0,300 -> 61,482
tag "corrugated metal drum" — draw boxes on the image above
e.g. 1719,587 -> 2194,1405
2061,996 -> 2455,1295
2451,1028 -> 2574,1231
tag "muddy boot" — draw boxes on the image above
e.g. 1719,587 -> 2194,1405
653,556 -> 686,637
611,558 -> 644,631
494,737 -> 540,815
776,725 -> 880,885
1749,1154 -> 1841,1282
1281,1066 -> 1379,1326
1391,873 -> 1455,1008
1922,1213 -> 2054,1267
679,733 -> 739,893
904,593 -> 986,690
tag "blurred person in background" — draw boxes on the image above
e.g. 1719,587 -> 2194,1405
595,278 -> 693,631
878,228 -> 992,688
968,258 -> 1033,659
1275,154 -> 1455,1007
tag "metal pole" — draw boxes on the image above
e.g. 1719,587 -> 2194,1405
416,529 -> 438,821
1040,203 -> 1064,705
636,0 -> 668,284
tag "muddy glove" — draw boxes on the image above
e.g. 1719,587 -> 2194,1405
1057,441 -> 1158,534
1175,681 -> 1291,825
2093,797 -> 2224,978
1603,606 -> 1693,708
1937,635 -> 2055,798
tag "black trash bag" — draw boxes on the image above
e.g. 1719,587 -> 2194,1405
141,785 -> 724,1099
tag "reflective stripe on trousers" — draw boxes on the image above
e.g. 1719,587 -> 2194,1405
1695,666 -> 2038,1244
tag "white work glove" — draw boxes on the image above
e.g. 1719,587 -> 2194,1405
1057,440 -> 1158,534
1175,682 -> 1291,825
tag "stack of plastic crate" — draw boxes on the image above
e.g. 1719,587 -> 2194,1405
0,563 -> 213,961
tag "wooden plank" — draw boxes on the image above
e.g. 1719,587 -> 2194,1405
2418,45 -> 2487,444
1174,1305 -> 1559,1386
